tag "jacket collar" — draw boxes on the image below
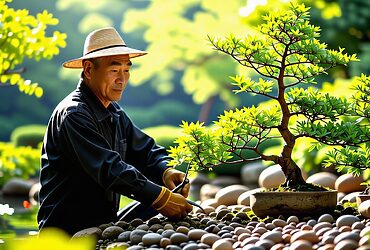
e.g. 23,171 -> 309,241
77,79 -> 119,122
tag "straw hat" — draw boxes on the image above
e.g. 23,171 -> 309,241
62,27 -> 147,68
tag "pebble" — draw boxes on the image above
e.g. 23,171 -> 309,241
212,238 -> 233,250
170,232 -> 189,245
336,215 -> 360,228
142,232 -> 163,246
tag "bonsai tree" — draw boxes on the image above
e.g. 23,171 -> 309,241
168,2 -> 370,190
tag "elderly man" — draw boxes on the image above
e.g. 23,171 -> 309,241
37,27 -> 192,236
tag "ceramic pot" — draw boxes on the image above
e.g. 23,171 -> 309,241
250,190 -> 337,218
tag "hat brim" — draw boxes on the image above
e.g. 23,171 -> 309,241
62,47 -> 147,68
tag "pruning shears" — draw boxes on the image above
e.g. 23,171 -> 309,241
172,163 -> 206,214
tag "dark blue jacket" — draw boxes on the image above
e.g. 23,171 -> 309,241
38,80 -> 170,235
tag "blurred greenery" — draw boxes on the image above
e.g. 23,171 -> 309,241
10,124 -> 46,148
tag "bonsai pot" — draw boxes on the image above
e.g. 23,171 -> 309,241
250,190 -> 338,218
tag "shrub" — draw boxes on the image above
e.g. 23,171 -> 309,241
10,124 -> 46,148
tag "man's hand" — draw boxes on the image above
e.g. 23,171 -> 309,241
162,168 -> 190,197
152,187 -> 193,220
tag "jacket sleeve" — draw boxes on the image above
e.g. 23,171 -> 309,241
122,111 -> 172,186
59,110 -> 162,205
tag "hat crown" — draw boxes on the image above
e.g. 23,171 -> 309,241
83,27 -> 126,56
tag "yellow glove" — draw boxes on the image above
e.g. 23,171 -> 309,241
152,187 -> 193,220
162,168 -> 190,198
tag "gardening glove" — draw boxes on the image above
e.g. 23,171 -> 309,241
162,168 -> 190,198
152,187 -> 193,220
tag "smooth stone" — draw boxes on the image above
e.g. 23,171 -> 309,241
102,226 -> 124,240
334,232 -> 360,244
260,231 -> 283,243
200,184 -> 222,201
165,245 -> 181,250
360,226 -> 370,237
318,214 -> 335,223
359,235 -> 370,246
340,192 -> 361,203
130,229 -> 148,244
241,161 -> 266,187
242,243 -> 264,249
163,224 -> 174,230
130,218 -> 144,227
201,233 -> 221,246
212,238 -> 233,250
313,222 -> 332,232
333,239 -> 358,250
351,221 -> 365,230
126,246 -> 143,250
160,238 -> 171,248
215,184 -> 249,206
136,224 -> 149,231
338,192 -> 346,202
170,232 -> 189,245
290,240 -> 312,250
335,174 -> 366,193
336,215 -> 360,228
182,243 -> 199,250
72,227 -> 102,239
237,188 -> 262,206
258,164 -> 285,189
272,219 -> 287,227
306,172 -> 337,189
117,231 -> 131,242
188,229 -> 207,241
255,239 -> 275,250
287,216 -> 299,224
176,226 -> 189,234
358,199 -> 370,218
201,198 -> 219,208
162,229 -> 176,239
290,230 -> 319,243
142,233 -> 163,246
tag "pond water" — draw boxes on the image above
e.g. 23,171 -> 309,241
0,195 -> 38,244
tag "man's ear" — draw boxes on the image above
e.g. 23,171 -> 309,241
83,60 -> 93,80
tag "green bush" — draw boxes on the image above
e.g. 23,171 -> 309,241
10,125 -> 46,148
0,142 -> 41,187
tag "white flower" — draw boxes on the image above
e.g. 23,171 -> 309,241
0,204 -> 15,216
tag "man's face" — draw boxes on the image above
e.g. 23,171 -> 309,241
85,55 -> 132,107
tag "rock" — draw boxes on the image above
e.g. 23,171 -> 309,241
334,232 -> 360,244
117,231 -> 131,242
333,239 -> 358,250
237,188 -> 262,206
340,192 -> 361,203
2,178 -> 34,196
201,198 -> 219,208
102,226 -> 124,240
72,227 -> 102,239
335,174 -> 366,193
212,238 -> 233,250
338,192 -> 346,202
336,215 -> 360,228
201,233 -> 221,246
182,243 -> 199,250
290,230 -> 319,243
126,246 -> 143,250
160,238 -> 171,248
290,240 -> 313,250
241,161 -> 266,188
200,185 -> 221,201
170,232 -> 189,245
306,172 -> 337,189
210,176 -> 241,187
188,229 -> 207,241
260,231 -> 283,243
142,232 -> 163,246
130,229 -> 148,245
318,214 -> 335,223
215,184 -> 249,206
358,199 -> 370,218
258,164 -> 286,189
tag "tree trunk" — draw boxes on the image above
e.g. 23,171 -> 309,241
278,157 -> 306,186
198,95 -> 216,124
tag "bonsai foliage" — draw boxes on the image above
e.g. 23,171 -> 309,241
0,0 -> 66,97
168,2 -> 369,188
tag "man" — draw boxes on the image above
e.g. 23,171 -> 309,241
37,27 -> 192,236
